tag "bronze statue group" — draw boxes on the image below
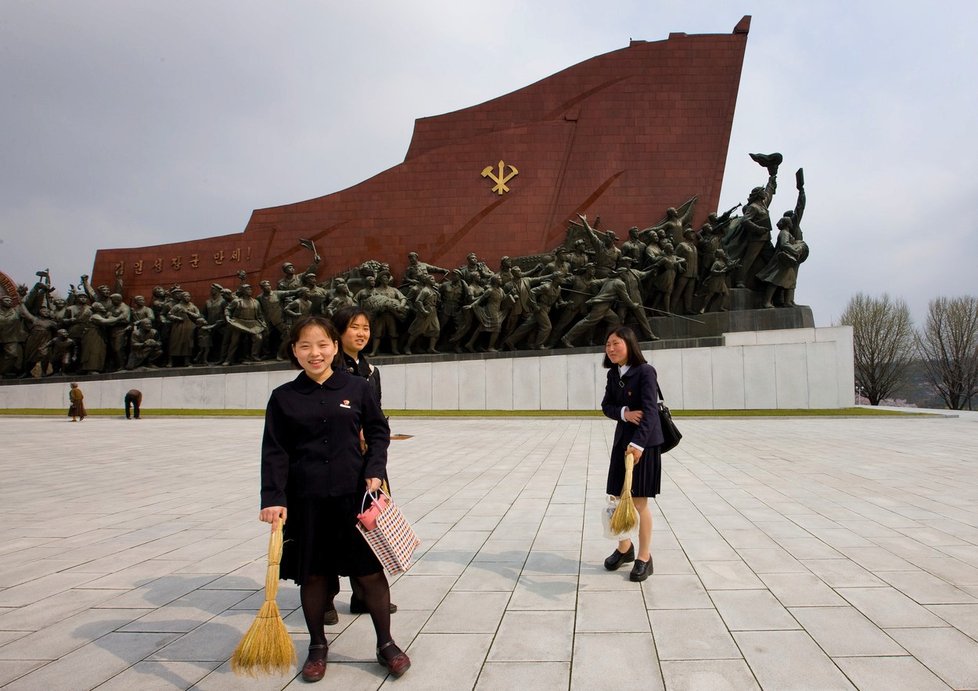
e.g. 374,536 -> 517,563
0,154 -> 808,380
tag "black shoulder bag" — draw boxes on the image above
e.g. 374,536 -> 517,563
656,383 -> 682,453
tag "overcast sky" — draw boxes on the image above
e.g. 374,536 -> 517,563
2,1 -> 977,326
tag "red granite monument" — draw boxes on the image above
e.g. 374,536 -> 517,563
92,17 -> 752,299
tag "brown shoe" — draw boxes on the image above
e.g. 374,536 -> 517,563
301,644 -> 328,682
376,640 -> 410,677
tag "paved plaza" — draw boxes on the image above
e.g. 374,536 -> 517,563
1,412 -> 977,690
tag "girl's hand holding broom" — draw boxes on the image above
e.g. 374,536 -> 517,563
260,506 -> 287,524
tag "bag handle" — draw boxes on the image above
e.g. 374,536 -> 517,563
360,488 -> 391,513
656,382 -> 667,404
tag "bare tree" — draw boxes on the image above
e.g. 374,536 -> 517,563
837,293 -> 914,405
915,296 -> 978,410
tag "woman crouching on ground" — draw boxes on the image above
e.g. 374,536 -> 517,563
259,315 -> 410,682
601,326 -> 663,582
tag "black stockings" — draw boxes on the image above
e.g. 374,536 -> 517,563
301,571 -> 392,650
299,575 -> 331,649
352,571 -> 392,648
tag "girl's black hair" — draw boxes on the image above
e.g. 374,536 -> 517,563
601,325 -> 648,368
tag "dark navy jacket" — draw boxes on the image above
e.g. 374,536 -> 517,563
261,370 -> 390,508
601,362 -> 664,454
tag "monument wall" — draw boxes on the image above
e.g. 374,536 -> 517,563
91,18 -> 752,300
0,326 -> 855,411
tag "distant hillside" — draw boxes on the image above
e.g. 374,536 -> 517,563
890,360 -> 975,410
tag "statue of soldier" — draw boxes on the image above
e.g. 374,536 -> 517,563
463,274 -> 508,353
130,295 -> 154,325
21,306 -> 58,377
223,284 -> 266,365
448,273 -> 483,351
404,274 -> 441,355
758,168 -> 808,308
456,252 -> 493,285
0,296 -> 28,377
402,251 -> 449,289
728,153 -> 781,288
84,302 -> 112,374
621,227 -> 647,266
560,267 -> 640,348
672,228 -> 700,315
700,250 -> 738,314
50,297 -> 69,327
504,275 -> 564,350
324,283 -> 355,317
44,328 -> 76,376
165,291 -> 201,367
566,239 -> 592,274
365,272 -> 408,356
438,270 -> 467,350
502,266 -> 537,339
647,206 -> 684,247
103,293 -> 132,372
616,256 -> 658,340
496,256 -> 515,287
201,284 -> 228,364
277,248 -> 321,291
649,242 -> 686,314
574,215 -> 621,277
127,318 -> 164,369
298,272 -> 329,315
63,293 -> 93,372
258,280 -> 295,360
548,263 -> 599,348
697,223 -> 724,283
284,287 -> 313,328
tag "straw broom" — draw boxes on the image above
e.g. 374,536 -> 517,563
610,452 -> 639,534
231,518 -> 296,676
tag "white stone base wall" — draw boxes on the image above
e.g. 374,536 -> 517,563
0,326 -> 854,411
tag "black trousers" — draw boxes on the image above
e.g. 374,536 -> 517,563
124,393 -> 141,419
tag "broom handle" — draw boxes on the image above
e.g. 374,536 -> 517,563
264,518 -> 285,600
622,452 -> 635,496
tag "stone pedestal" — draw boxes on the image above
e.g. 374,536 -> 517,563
648,304 -> 815,341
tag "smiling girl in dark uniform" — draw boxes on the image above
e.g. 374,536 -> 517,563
259,315 -> 410,682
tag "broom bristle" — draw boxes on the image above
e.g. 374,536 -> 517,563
610,452 -> 639,534
610,498 -> 638,534
230,600 -> 296,676
230,519 -> 296,677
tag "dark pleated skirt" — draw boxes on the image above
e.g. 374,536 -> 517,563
279,493 -> 382,585
606,445 -> 662,498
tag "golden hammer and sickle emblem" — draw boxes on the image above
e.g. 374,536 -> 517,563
481,160 -> 519,195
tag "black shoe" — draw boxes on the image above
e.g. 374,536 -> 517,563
604,544 -> 635,571
350,595 -> 398,614
630,558 -> 652,582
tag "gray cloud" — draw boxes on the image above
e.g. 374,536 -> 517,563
3,1 -> 977,326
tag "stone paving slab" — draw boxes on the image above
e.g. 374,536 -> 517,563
0,413 -> 977,689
